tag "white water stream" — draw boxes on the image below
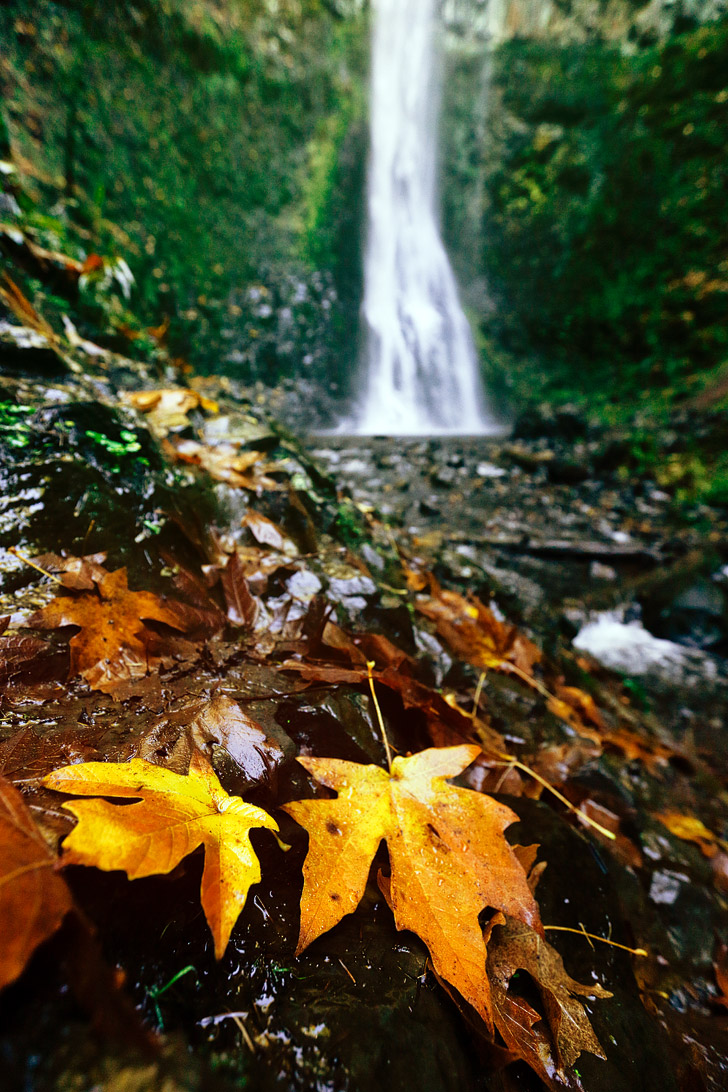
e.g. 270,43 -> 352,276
353,0 -> 501,435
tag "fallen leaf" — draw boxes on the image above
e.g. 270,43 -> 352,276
0,273 -> 57,338
135,695 -> 289,784
171,439 -> 281,492
0,773 -> 73,990
283,744 -> 541,1028
0,633 -> 58,690
579,799 -> 642,870
33,551 -> 109,591
554,685 -> 605,731
713,941 -> 728,1008
242,510 -> 297,555
221,552 -> 259,628
598,726 -> 679,772
488,916 -> 611,1083
656,810 -> 726,858
0,776 -> 150,1047
416,588 -> 541,680
26,566 -> 190,694
0,725 -> 102,786
122,388 -> 217,436
44,752 -> 279,958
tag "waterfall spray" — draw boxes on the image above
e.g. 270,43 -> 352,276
354,0 -> 501,435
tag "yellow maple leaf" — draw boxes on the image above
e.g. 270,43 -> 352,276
44,753 -> 278,958
283,744 -> 541,1029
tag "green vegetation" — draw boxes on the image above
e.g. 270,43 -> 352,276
1,0 -> 368,381
476,21 -> 728,419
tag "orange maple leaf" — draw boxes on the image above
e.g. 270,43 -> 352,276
44,753 -> 278,959
0,773 -> 73,991
415,588 -> 542,679
27,567 -> 189,694
283,744 -> 541,1028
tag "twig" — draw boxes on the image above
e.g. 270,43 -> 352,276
338,958 -> 357,985
8,546 -> 64,586
367,660 -> 393,772
472,670 -> 486,724
231,1013 -> 257,1053
479,738 -> 617,842
544,925 -> 647,956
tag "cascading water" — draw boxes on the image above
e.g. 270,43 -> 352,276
354,0 -> 501,436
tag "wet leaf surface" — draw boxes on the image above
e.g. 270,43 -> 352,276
0,773 -> 73,989
2,321 -> 728,1090
45,752 -> 279,959
26,566 -> 199,694
284,745 -> 541,1029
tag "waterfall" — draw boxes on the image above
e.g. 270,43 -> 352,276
353,0 -> 501,436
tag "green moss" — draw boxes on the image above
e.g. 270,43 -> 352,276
332,498 -> 366,548
454,21 -> 728,420
0,0 -> 368,379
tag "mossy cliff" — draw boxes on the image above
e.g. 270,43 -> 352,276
3,0 -> 728,458
0,0 -> 369,391
441,2 -> 728,427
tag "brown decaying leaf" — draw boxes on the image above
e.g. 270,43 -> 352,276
26,567 -> 191,694
0,773 -> 73,990
0,633 -> 57,690
283,744 -> 541,1029
221,552 -> 259,628
44,752 -> 278,958
136,695 -> 287,784
0,778 -> 152,1048
0,725 -> 102,786
242,510 -> 298,555
0,273 -> 56,338
33,551 -> 109,591
122,388 -> 217,436
415,587 -> 542,679
487,916 -> 611,1083
713,941 -> 728,1008
280,613 -> 508,753
170,439 -> 281,492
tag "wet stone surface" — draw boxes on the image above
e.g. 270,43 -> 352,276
0,340 -> 727,1092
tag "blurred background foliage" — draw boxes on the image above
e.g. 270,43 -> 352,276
0,0 -> 368,392
1,0 -> 728,444
468,21 -> 728,420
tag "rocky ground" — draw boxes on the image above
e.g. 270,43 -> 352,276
1,311 -> 728,1091
306,415 -> 728,764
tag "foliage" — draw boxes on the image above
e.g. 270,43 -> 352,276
0,0 -> 369,380
284,744 -> 541,1028
0,773 -> 73,990
478,22 -> 728,413
28,563 -> 195,694
45,751 -> 279,959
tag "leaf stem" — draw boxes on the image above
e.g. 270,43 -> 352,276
8,546 -> 64,586
544,925 -> 647,956
483,745 -> 617,842
367,660 -> 393,772
472,670 -> 486,724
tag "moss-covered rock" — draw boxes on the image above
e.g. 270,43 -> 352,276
0,0 -> 369,385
